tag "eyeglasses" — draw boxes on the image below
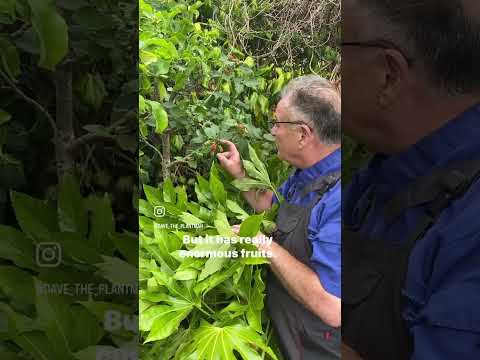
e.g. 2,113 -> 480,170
341,39 -> 413,67
269,121 -> 313,130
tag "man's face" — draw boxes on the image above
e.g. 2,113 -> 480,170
342,1 -> 382,144
270,98 -> 302,163
342,0 -> 403,151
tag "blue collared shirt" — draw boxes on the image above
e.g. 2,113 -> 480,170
344,103 -> 480,359
273,148 -> 341,298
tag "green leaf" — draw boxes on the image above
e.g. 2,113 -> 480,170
0,225 -> 37,270
197,243 -> 231,281
142,301 -> 193,343
14,332 -> 58,360
0,36 -> 20,79
213,210 -> 235,237
239,268 -> 266,332
242,160 -> 265,182
10,190 -> 58,241
34,279 -> 75,358
179,321 -> 278,360
226,200 -> 248,217
231,178 -> 269,192
84,194 -> 115,252
162,178 -> 176,203
248,144 -> 269,181
27,0 -> 68,70
143,184 -> 163,205
149,100 -> 168,134
109,231 -> 138,266
219,301 -> 248,319
58,174 -> 87,236
94,256 -> 137,286
179,212 -> 204,225
50,232 -> 103,264
176,185 -> 188,211
173,269 -> 198,281
0,266 -> 35,307
0,109 -> 12,125
69,304 -> 104,351
239,214 -> 264,238
209,173 -> 226,205
0,0 -> 16,18
77,300 -> 135,337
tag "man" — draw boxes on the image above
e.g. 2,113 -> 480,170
342,1 -> 480,359
217,75 -> 342,359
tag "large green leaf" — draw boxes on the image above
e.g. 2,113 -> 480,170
239,214 -> 264,238
77,300 -> 135,338
239,268 -> 266,332
148,101 -> 168,134
0,0 -> 16,18
0,36 -> 20,79
50,232 -> 103,265
69,304 -> 104,351
27,0 -> 68,70
179,321 -> 278,360
248,144 -> 270,182
197,243 -> 231,282
231,178 -> 269,192
57,174 -> 87,236
0,225 -> 37,270
10,190 -> 58,241
213,210 -> 235,237
34,279 -> 75,358
0,266 -> 35,306
0,109 -> 12,125
141,301 -> 193,343
209,172 -> 226,205
84,194 -> 115,252
14,331 -> 59,360
162,178 -> 176,203
0,303 -> 37,340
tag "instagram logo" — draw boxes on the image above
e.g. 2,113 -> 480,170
154,206 -> 165,217
36,242 -> 62,267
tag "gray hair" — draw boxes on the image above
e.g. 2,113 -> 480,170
358,0 -> 480,95
280,75 -> 341,145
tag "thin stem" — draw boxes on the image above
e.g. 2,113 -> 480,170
0,70 -> 58,137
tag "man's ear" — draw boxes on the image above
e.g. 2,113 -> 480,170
298,124 -> 313,147
378,49 -> 411,106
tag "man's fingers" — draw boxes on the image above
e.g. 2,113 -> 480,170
219,139 -> 236,152
217,153 -> 229,163
231,224 -> 241,234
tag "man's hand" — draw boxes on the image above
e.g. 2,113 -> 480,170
216,140 -> 245,179
231,225 -> 273,252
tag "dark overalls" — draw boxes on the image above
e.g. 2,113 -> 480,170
267,171 -> 341,360
343,160 -> 480,359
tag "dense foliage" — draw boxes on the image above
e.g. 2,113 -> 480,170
139,0 -> 342,359
139,147 -> 282,359
1,1 -> 138,359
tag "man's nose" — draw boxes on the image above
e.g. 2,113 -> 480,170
270,126 -> 277,136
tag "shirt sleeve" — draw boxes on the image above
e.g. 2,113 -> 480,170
308,182 -> 342,298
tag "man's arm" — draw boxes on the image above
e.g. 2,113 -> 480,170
216,139 -> 273,212
241,188 -> 273,212
263,240 -> 341,327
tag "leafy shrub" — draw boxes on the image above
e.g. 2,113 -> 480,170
0,175 -> 137,359
139,148 -> 282,359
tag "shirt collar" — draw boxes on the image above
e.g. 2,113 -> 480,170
369,102 -> 480,190
292,148 -> 341,187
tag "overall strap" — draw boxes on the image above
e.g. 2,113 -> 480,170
299,171 -> 341,204
384,159 -> 480,224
